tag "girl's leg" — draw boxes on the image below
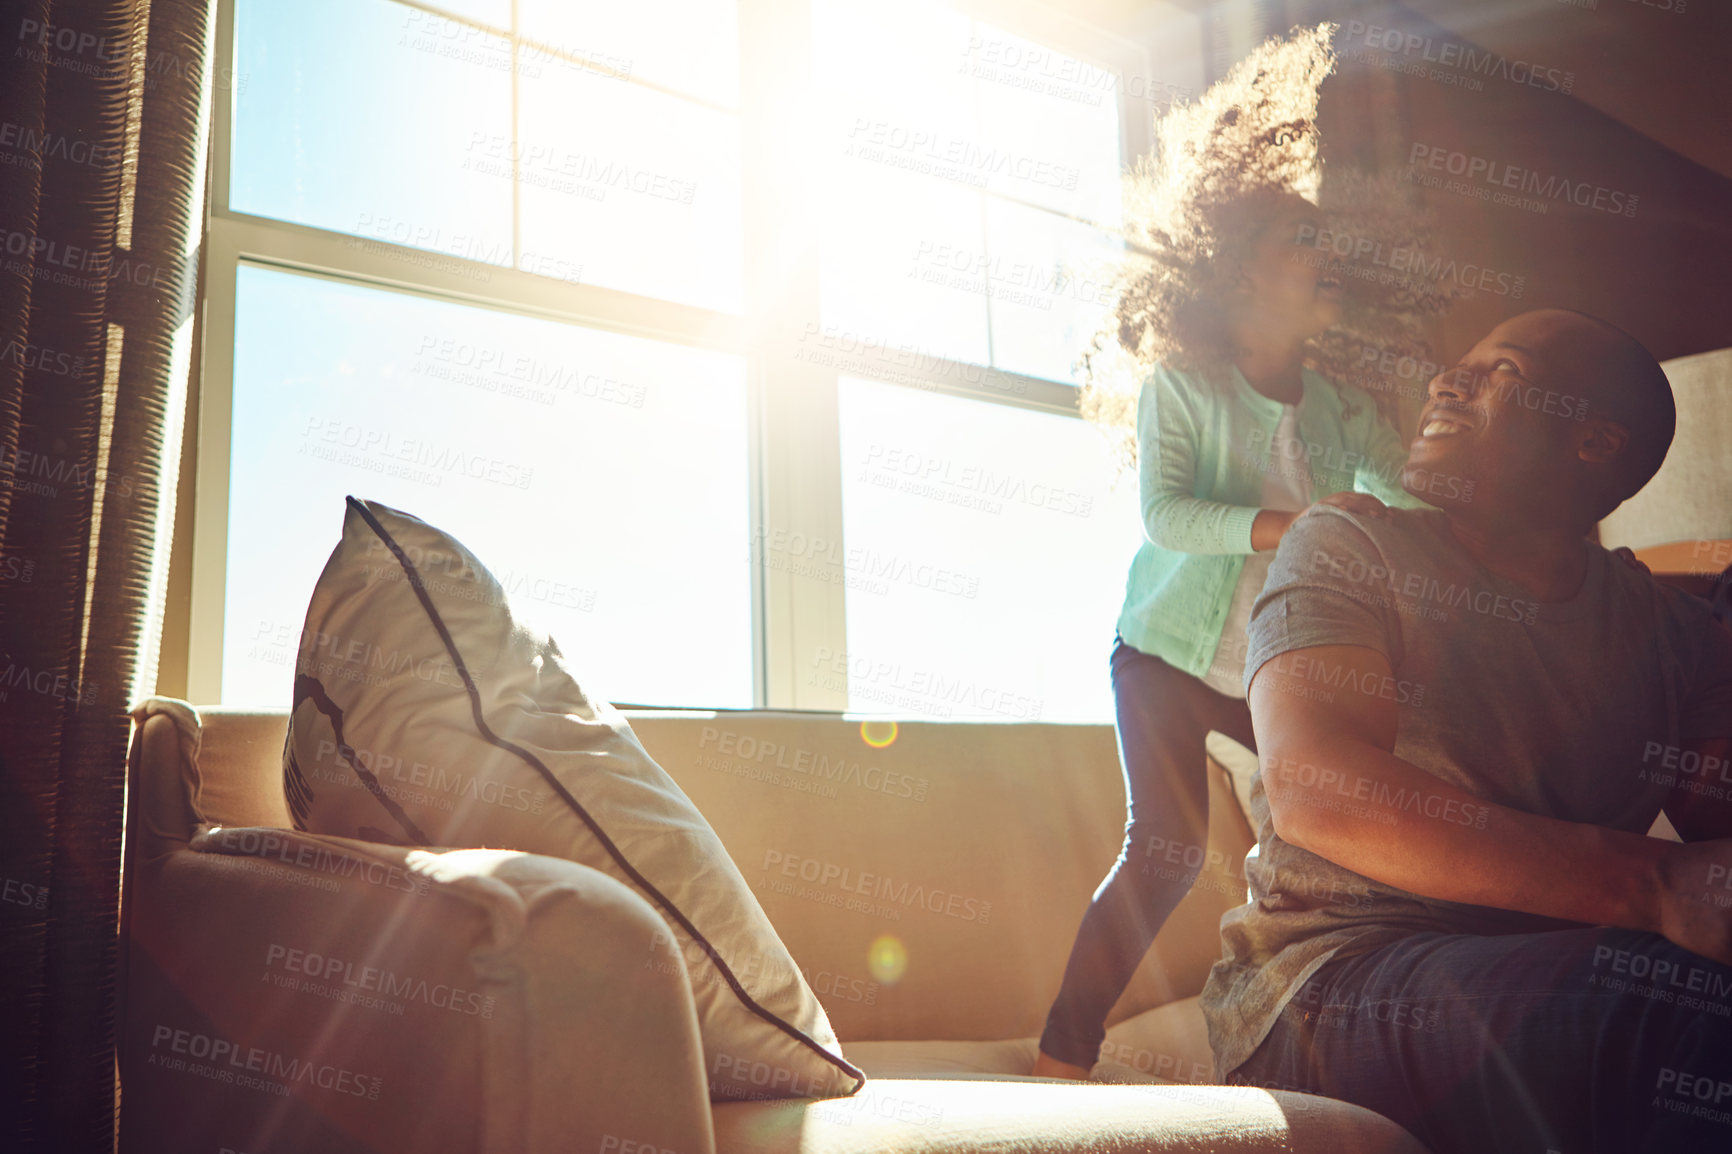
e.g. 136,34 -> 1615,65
1037,638 -> 1254,1070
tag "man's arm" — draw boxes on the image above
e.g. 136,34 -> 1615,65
1250,644 -> 1732,963
1666,738 -> 1732,842
1665,618 -> 1732,841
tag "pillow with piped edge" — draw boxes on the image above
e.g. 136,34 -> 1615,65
283,496 -> 864,1102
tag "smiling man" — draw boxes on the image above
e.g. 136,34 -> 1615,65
1199,309 -> 1732,1153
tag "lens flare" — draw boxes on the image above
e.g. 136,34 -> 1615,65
867,934 -> 908,984
860,720 -> 898,749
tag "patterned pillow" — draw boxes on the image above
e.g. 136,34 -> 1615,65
284,497 -> 864,1101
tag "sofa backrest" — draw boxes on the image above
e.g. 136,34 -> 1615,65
169,707 -> 1256,1045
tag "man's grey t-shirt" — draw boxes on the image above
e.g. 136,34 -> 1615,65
1199,505 -> 1732,1076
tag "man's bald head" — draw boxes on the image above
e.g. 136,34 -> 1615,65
1545,310 -> 1675,508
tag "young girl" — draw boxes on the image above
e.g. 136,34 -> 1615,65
1033,28 -> 1439,1080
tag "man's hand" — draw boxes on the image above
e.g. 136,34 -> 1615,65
1611,545 -> 1650,575
1655,840 -> 1732,967
1314,491 -> 1392,520
1251,493 -> 1390,552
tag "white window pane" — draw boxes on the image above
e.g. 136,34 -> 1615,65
224,264 -> 751,709
836,378 -> 1138,722
421,0 -> 510,26
517,65 -> 743,312
970,23 -> 1124,225
983,200 -> 1123,384
813,0 -> 978,153
812,0 -> 1124,386
819,164 -> 989,367
232,0 -> 513,263
519,0 -> 738,108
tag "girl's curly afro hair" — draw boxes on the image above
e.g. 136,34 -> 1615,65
1079,24 -> 1464,467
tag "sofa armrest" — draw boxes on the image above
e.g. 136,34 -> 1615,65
121,830 -> 715,1154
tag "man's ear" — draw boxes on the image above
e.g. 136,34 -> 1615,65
1577,417 -> 1629,465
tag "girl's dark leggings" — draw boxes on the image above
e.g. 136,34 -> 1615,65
1038,636 -> 1256,1068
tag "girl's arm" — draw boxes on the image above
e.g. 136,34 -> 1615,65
1139,367 -> 1268,555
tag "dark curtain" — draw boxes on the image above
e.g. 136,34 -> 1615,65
0,0 -> 213,1149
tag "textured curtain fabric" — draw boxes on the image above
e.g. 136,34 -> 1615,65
0,0 -> 213,1149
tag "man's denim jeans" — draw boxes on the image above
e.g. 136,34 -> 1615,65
1230,927 -> 1732,1153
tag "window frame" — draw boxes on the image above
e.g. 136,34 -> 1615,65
186,0 -> 1190,711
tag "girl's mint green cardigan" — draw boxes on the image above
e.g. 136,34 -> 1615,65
1116,360 -> 1429,676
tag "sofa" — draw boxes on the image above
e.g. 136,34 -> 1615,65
118,701 -> 1428,1154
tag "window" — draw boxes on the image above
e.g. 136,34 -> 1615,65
222,264 -> 751,707
193,0 -> 1188,718
836,378 -> 1137,720
812,0 -> 1125,383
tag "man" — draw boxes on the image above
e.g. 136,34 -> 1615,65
1200,309 -> 1732,1153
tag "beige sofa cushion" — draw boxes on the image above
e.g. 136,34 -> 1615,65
632,714 -> 1256,1045
175,703 -> 1258,1050
712,1078 -> 1428,1153
283,498 -> 862,1100
833,995 -> 1213,1086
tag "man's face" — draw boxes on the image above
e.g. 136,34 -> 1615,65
1404,311 -> 1601,516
